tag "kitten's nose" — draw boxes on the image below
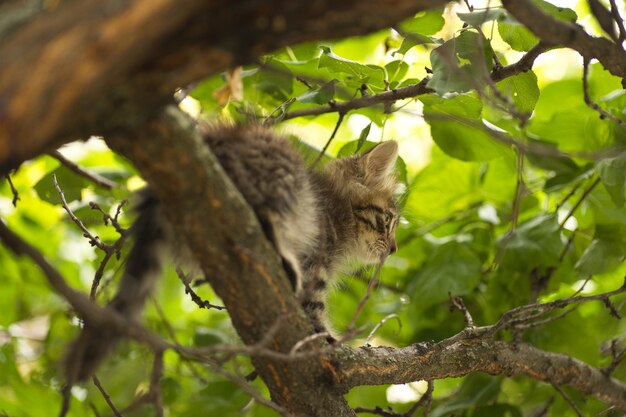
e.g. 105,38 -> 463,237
389,237 -> 397,254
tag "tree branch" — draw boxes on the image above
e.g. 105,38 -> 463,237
502,0 -> 626,81
0,0 -> 449,174
49,150 -> 119,189
336,339 -> 626,412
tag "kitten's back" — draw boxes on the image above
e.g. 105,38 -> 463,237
200,123 -> 320,291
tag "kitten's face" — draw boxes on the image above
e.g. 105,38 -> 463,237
352,195 -> 399,263
325,141 -> 399,263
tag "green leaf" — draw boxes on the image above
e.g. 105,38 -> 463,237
494,71 -> 540,114
318,46 -> 385,89
455,30 -> 494,68
34,166 -> 87,205
427,40 -> 473,93
528,107 -> 613,153
532,79 -> 582,121
356,123 -> 372,152
597,153 -> 626,207
410,241 -> 482,311
575,224 -> 626,275
525,139 -> 580,174
393,33 -> 437,56
458,9 -> 506,26
254,58 -> 293,99
533,0 -> 577,22
193,328 -> 228,346
399,9 -> 445,35
497,1 -> 576,51
427,31 -> 494,94
432,374 -> 502,417
497,18 -> 539,52
474,404 -> 523,417
421,94 -> 511,161
161,377 -> 183,405
297,80 -> 336,104
385,60 -> 409,84
588,62 -> 624,98
405,148 -> 480,221
498,214 -> 563,270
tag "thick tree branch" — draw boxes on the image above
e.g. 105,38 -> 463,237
0,0 -> 449,174
337,339 -> 626,412
502,0 -> 626,80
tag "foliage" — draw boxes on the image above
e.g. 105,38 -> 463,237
1,1 -> 626,416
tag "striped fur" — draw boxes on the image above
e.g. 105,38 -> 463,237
65,124 -> 399,381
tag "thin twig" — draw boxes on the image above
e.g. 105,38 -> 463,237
491,42 -> 549,82
491,277 -> 626,333
89,201 -> 128,236
208,359 -> 291,417
150,351 -> 165,417
49,150 -> 119,189
530,397 -> 555,417
603,339 -> 626,375
53,174 -> 108,251
513,307 -> 577,331
176,268 -> 225,310
608,0 -> 626,42
582,57 -> 626,129
92,376 -> 123,417
354,380 -> 433,417
556,180 -> 584,211
450,295 -> 475,328
5,173 -> 19,206
53,184 -> 130,299
595,406 -> 617,417
406,380 -> 433,417
399,201 -> 482,246
281,79 -> 432,121
559,177 -> 601,229
290,332 -> 332,354
552,383 -> 585,417
365,314 -> 402,344
312,111 -> 345,167
489,140 -> 526,272
354,406 -> 401,417
346,260 -> 385,333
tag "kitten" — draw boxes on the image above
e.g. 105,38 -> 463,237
65,123 -> 399,382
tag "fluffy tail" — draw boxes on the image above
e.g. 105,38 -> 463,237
65,189 -> 167,383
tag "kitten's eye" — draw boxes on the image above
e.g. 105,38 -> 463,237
384,212 -> 393,225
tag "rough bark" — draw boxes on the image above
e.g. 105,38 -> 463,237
0,0 -> 448,173
337,340 -> 626,412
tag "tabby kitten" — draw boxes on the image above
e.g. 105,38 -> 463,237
66,123 -> 399,382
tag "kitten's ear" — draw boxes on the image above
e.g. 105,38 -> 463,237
362,141 -> 398,188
